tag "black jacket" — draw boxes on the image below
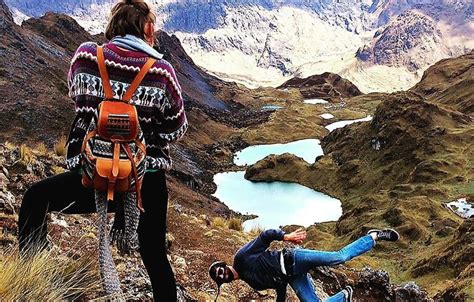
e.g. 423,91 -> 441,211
233,229 -> 288,301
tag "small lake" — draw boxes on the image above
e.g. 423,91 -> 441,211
326,115 -> 373,132
304,98 -> 328,104
213,171 -> 342,230
234,139 -> 323,166
261,105 -> 283,112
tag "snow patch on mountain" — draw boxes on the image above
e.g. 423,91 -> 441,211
4,0 -> 473,92
9,6 -> 28,25
174,5 -> 367,88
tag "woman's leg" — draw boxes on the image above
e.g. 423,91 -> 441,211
292,235 -> 375,275
18,171 -> 97,252
138,171 -> 176,301
289,273 -> 320,302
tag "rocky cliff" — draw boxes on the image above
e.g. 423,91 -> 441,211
356,10 -> 453,71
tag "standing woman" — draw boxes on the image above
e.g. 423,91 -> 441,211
18,0 -> 187,300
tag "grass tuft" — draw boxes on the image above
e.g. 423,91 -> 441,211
54,136 -> 67,157
0,244 -> 99,300
228,217 -> 243,231
211,217 -> 228,229
51,165 -> 65,175
35,142 -> 48,155
4,141 -> 16,150
19,144 -> 34,165
247,222 -> 265,236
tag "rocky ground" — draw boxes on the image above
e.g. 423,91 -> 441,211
0,143 -> 432,301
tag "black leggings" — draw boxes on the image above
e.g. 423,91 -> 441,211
18,170 -> 177,301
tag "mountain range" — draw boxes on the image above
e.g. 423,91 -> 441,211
4,0 -> 474,92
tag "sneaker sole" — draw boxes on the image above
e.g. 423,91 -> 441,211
367,229 -> 400,241
345,286 -> 353,302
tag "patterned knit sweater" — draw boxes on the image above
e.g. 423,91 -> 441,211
66,42 -> 188,171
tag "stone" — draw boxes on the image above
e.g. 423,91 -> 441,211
395,282 -> 431,302
2,166 -> 9,177
0,190 -> 16,214
0,172 -> 9,188
173,256 -> 188,271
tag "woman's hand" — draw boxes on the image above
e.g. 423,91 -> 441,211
283,228 -> 306,244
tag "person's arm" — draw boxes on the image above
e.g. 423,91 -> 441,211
242,227 -> 307,256
154,64 -> 188,144
238,229 -> 286,257
65,42 -> 96,171
146,63 -> 188,170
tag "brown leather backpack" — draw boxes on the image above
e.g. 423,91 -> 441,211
81,45 -> 156,211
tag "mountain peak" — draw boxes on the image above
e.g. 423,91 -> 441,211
356,9 -> 451,71
22,12 -> 102,54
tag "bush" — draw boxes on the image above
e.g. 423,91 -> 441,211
228,217 -> 243,231
54,136 -> 67,157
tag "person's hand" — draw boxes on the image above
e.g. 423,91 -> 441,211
283,228 -> 306,244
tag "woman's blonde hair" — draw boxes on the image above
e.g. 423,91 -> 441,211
105,0 -> 156,40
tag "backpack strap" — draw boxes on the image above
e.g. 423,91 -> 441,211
96,46 -> 114,100
122,143 -> 145,212
122,57 -> 156,102
97,45 -> 156,103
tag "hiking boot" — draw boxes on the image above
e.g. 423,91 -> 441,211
367,229 -> 400,241
343,285 -> 353,302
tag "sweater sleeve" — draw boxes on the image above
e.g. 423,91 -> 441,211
65,42 -> 97,170
259,229 -> 286,247
154,63 -> 188,143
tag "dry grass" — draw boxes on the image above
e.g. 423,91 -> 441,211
228,217 -> 243,231
35,142 -> 48,155
247,222 -> 265,236
54,136 -> 67,157
19,144 -> 34,165
4,141 -> 16,150
0,244 -> 99,300
51,165 -> 66,175
211,217 -> 228,229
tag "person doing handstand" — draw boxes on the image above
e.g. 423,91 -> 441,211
209,228 -> 399,301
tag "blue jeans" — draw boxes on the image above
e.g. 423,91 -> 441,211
289,235 -> 375,302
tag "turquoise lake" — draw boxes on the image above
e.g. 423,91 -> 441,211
213,171 -> 342,230
233,139 -> 323,166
